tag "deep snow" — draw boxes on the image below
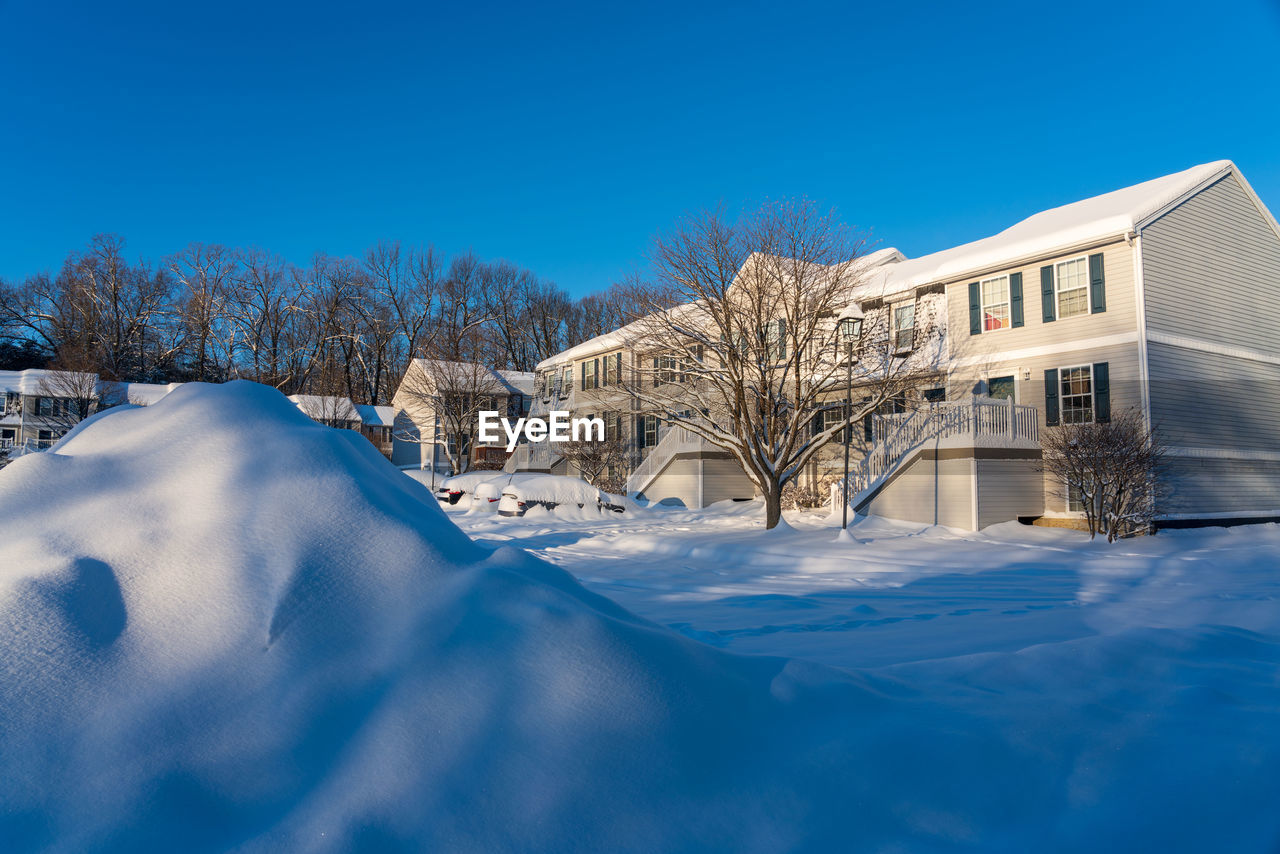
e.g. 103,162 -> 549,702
2,383 -> 1278,852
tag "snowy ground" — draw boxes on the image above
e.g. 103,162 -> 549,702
448,500 -> 1280,670
3,386 -> 1279,852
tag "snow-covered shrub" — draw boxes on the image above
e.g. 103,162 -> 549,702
1041,409 -> 1165,542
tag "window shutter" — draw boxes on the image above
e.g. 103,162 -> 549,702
594,357 -> 600,388
1092,362 -> 1110,423
1044,369 -> 1059,426
968,282 -> 981,335
863,412 -> 874,442
1040,266 -> 1056,323
777,318 -> 787,359
1089,253 -> 1106,314
652,357 -> 659,387
1010,272 -> 1024,327
616,353 -> 623,385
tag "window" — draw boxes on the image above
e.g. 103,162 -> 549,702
561,367 -> 573,397
1060,365 -> 1093,424
605,411 -> 620,442
654,355 -> 679,385
814,403 -> 849,443
640,415 -> 659,448
582,359 -> 597,391
1055,257 -> 1089,319
987,375 -> 1015,401
923,387 -> 946,403
893,302 -> 915,351
3,393 -> 18,415
980,275 -> 1010,330
761,319 -> 787,361
601,354 -> 613,386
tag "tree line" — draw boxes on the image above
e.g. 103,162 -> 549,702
0,234 -> 640,404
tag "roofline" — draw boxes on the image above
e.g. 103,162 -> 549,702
1133,161 -> 1236,232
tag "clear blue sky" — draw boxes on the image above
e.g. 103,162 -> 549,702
2,0 -> 1278,297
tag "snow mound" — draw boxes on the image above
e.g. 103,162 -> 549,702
0,382 -> 905,852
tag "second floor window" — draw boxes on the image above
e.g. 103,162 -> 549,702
561,367 -> 573,396
981,275 -> 1010,330
893,302 -> 915,351
582,359 -> 597,390
1055,257 -> 1089,318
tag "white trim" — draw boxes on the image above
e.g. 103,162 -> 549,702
1157,509 -> 1280,521
969,457 -> 979,531
1131,235 -> 1153,428
1134,165 -> 1234,231
1053,255 -> 1091,319
952,331 -> 1138,368
977,274 -> 1012,333
1057,363 -> 1096,426
1165,446 -> 1280,462
1145,331 -> 1280,366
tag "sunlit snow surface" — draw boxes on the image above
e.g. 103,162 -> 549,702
1,382 -> 1278,853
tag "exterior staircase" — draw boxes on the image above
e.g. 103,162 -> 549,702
831,396 -> 1041,514
625,424 -> 707,498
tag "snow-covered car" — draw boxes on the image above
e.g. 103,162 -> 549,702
439,471 -> 506,505
470,479 -> 506,511
497,474 -> 621,517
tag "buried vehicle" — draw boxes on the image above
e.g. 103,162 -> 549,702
497,474 -> 625,517
436,471 -> 506,505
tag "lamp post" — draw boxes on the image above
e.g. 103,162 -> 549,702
838,316 -> 863,533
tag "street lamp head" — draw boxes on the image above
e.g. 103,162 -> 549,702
838,317 -> 862,344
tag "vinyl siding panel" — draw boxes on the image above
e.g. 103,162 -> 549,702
1159,458 -> 1280,516
946,240 -> 1138,360
701,458 -> 757,505
948,343 -> 1144,429
862,455 -> 973,529
976,459 -> 1045,527
1147,342 -> 1280,451
1142,174 -> 1280,353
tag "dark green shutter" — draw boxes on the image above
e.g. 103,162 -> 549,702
616,353 -> 623,386
968,282 -> 981,335
1044,368 -> 1059,426
1089,253 -> 1106,313
777,318 -> 787,359
1041,265 -> 1056,323
594,357 -> 600,387
652,357 -> 659,386
1092,362 -> 1110,423
1010,272 -> 1024,327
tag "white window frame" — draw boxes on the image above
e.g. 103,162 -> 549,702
892,301 -> 916,352
979,274 -> 1011,332
1058,363 -> 1095,425
985,373 -> 1017,402
1054,255 -> 1090,319
583,359 -> 597,391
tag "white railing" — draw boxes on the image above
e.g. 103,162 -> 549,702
625,424 -> 707,496
835,396 -> 1040,511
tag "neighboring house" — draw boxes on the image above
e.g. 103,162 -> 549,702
390,360 -> 535,470
0,369 -> 97,452
524,160 -> 1280,528
288,394 -> 362,430
355,404 -> 397,459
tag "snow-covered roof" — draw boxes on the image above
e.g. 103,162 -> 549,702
408,360 -> 533,397
495,370 -> 535,397
354,404 -> 397,427
853,160 -> 1233,297
288,394 -> 361,422
0,368 -> 97,396
118,382 -> 184,405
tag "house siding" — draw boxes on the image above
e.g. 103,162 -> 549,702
976,458 -> 1045,527
861,455 -> 973,529
1140,171 -> 1280,518
947,239 -> 1138,362
1141,173 -> 1280,352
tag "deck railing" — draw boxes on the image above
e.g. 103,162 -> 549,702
837,396 -> 1040,509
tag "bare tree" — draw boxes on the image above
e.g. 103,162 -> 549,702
32,369 -> 104,437
621,200 -> 943,529
558,437 -> 632,494
1041,409 -> 1166,542
168,242 -> 239,381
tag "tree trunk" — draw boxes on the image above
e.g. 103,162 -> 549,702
763,478 -> 783,530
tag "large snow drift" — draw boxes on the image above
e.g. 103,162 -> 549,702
0,383 -> 908,852
4,382 -> 1278,852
